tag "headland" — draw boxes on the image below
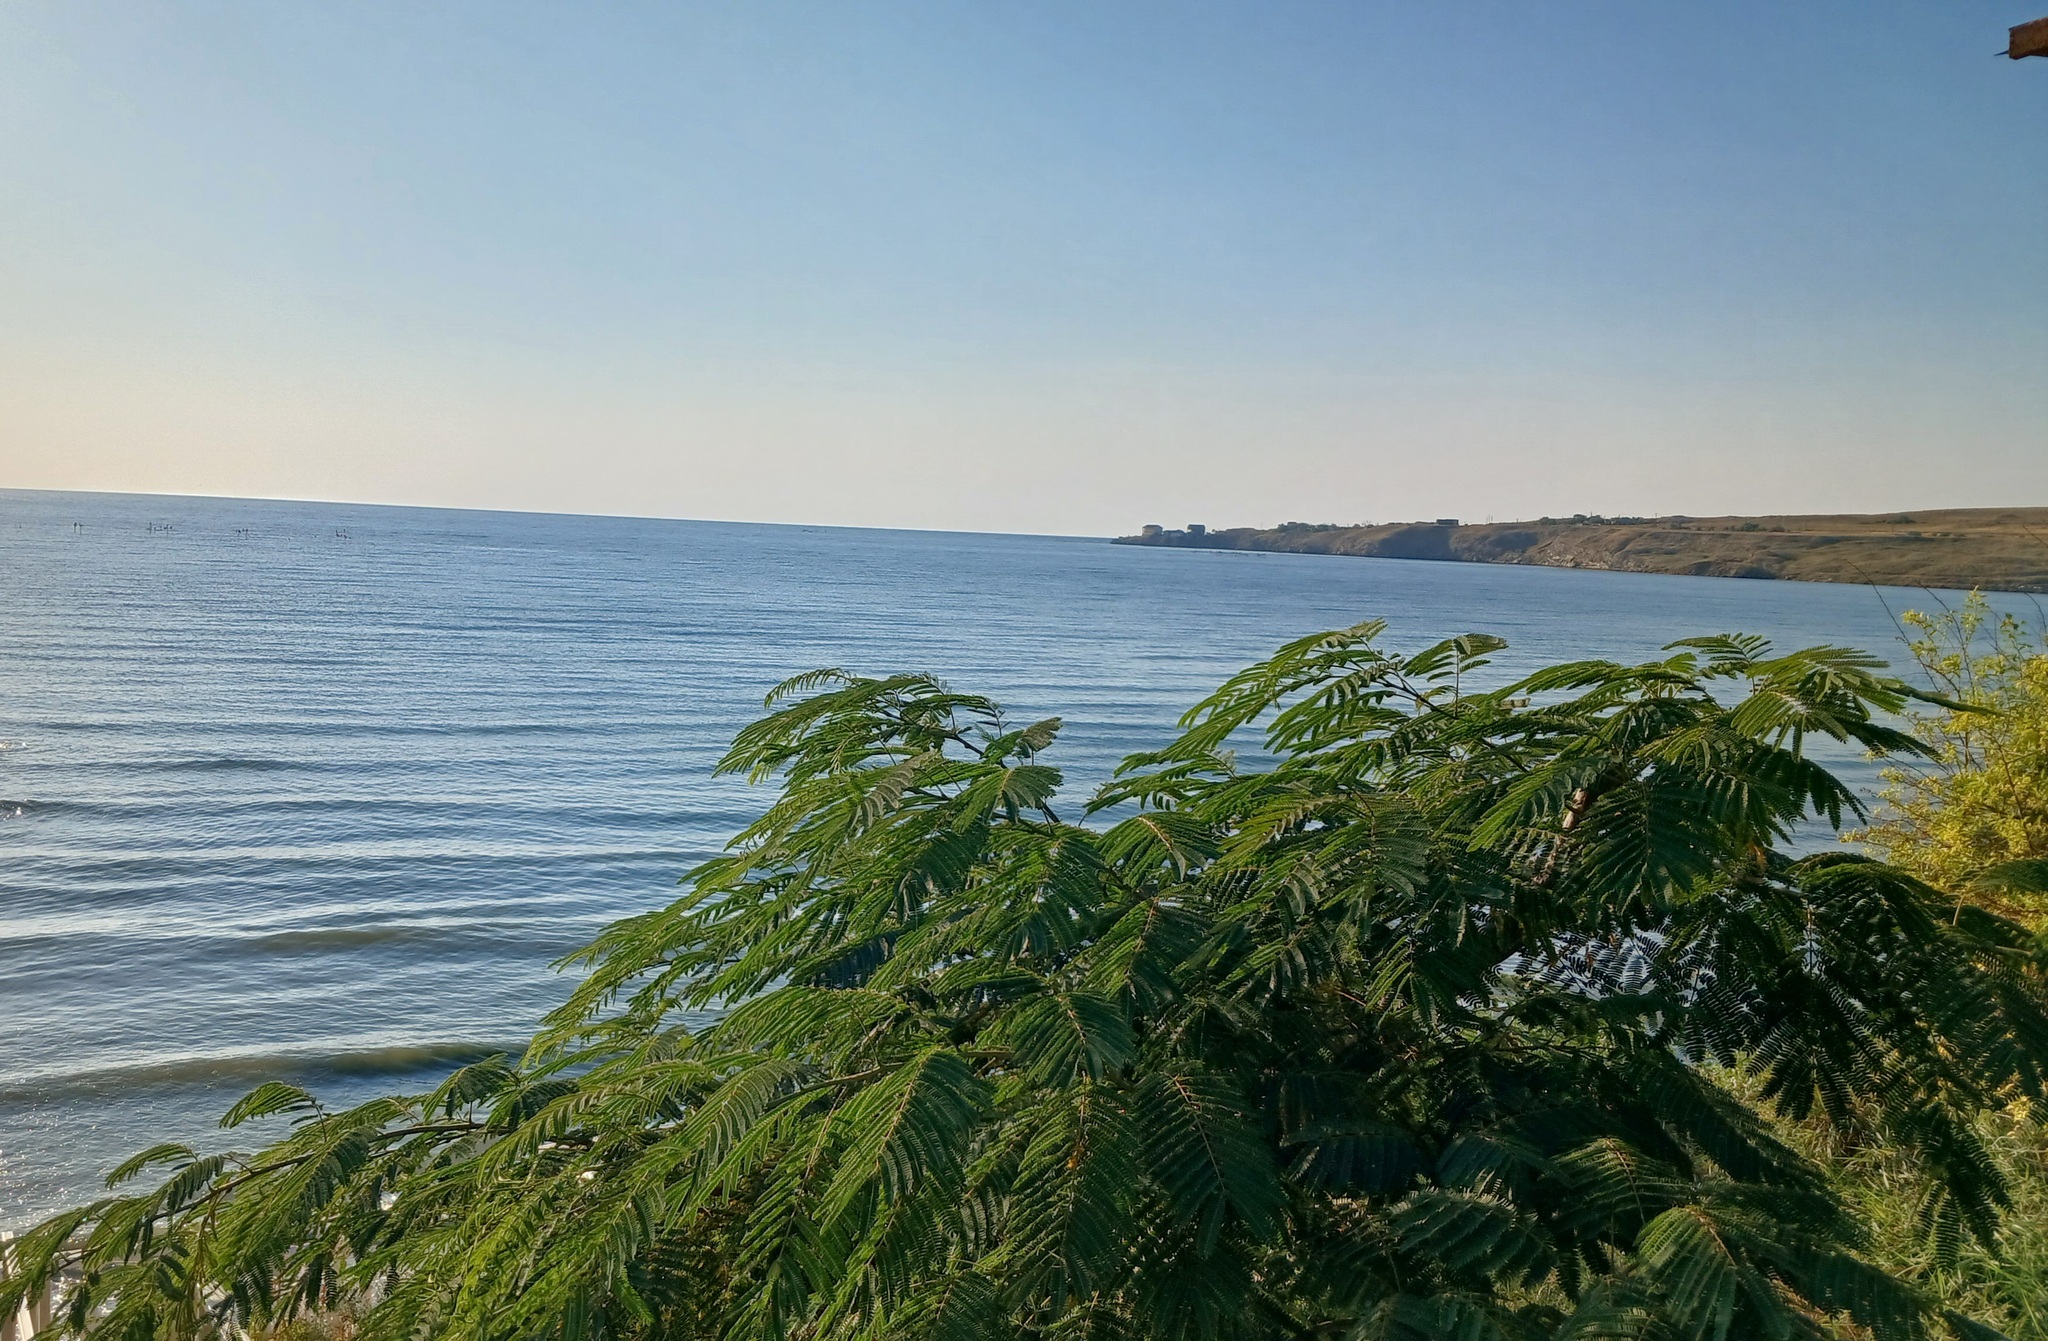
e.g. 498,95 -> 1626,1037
1114,509 -> 2048,594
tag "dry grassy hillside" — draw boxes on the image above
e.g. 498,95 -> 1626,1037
1116,509 -> 2048,593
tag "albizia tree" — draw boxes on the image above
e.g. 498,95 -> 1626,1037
9,623 -> 2048,1341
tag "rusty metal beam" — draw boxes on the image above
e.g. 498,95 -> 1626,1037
2010,16 -> 2048,57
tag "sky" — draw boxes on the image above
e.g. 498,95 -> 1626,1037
0,2 -> 2043,535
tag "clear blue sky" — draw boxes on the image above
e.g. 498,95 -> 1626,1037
2,2 -> 2042,532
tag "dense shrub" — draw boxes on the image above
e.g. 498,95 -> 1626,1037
1856,592 -> 2048,925
8,623 -> 2048,1341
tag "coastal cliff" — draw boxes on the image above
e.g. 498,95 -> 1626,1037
1114,509 -> 2048,593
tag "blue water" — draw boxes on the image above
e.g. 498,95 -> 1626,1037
0,488 -> 2022,1228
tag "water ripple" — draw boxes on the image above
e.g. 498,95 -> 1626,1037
1,487 -> 2027,1230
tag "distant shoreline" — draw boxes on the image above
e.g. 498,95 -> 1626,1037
1113,509 -> 2048,595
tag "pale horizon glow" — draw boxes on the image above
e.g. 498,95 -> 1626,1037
2,2 -> 2043,535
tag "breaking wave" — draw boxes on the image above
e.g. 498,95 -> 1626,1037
0,1043 -> 520,1104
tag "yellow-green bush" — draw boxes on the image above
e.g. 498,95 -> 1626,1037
1818,591 -> 2048,1336
1856,591 -> 2048,925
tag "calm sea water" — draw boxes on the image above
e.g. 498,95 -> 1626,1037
0,488 -> 2025,1227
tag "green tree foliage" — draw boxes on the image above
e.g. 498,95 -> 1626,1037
9,623 -> 2048,1341
1854,592 -> 2048,926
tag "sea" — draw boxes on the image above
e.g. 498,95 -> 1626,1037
1,487 -> 2033,1229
